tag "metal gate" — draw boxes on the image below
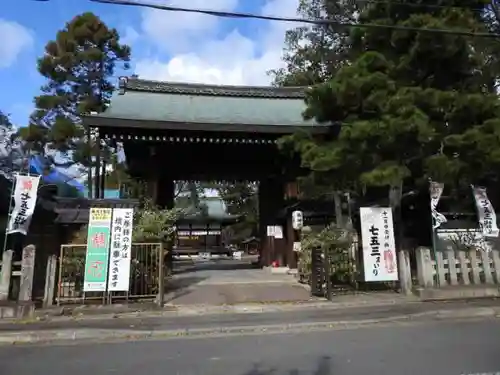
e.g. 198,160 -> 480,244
57,242 -> 164,305
310,239 -> 398,300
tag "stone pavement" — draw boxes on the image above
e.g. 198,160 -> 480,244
164,259 -> 315,305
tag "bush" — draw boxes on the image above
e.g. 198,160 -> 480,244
299,225 -> 355,285
69,198 -> 181,244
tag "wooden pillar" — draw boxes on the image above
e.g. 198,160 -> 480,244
284,181 -> 299,269
258,178 -> 284,267
157,176 -> 175,275
94,133 -> 101,199
157,176 -> 175,209
285,215 -> 297,269
147,175 -> 158,205
100,157 -> 106,198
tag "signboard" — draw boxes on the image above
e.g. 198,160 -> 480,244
266,225 -> 283,238
6,174 -> 40,235
360,207 -> 399,282
472,186 -> 499,238
83,208 -> 112,292
107,208 -> 134,292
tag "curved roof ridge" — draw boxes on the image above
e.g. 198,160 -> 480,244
119,76 -> 307,99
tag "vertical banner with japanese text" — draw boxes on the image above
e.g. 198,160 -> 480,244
472,186 -> 499,238
107,208 -> 134,292
430,181 -> 447,229
360,207 -> 399,282
83,208 -> 112,292
6,174 -> 41,235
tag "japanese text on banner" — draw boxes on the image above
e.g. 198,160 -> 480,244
83,207 -> 112,292
472,186 -> 499,238
360,207 -> 399,282
108,208 -> 134,292
7,175 -> 40,235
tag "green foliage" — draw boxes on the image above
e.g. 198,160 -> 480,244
132,199 -> 182,242
269,0 -> 359,86
19,12 -> 131,169
69,199 -> 181,244
277,0 -> 500,202
214,182 -> 259,240
298,225 -> 355,283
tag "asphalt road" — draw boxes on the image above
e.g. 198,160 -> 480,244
1,299 -> 499,332
1,319 -> 500,375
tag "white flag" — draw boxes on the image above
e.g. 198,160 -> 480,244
472,186 -> 499,238
7,174 -> 40,235
429,181 -> 447,229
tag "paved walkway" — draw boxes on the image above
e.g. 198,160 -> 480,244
165,259 -> 316,305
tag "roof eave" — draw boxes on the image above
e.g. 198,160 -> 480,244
82,116 -> 330,135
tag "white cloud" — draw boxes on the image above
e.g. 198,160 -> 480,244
0,19 -> 33,69
134,0 -> 300,86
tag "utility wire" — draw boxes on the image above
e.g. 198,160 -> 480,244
89,0 -> 500,38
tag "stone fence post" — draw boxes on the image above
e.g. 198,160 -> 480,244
398,249 -> 412,295
415,247 -> 434,288
43,255 -> 58,307
18,245 -> 36,302
0,250 -> 13,301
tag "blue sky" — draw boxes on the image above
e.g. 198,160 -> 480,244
0,0 -> 298,127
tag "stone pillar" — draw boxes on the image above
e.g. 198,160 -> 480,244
18,245 -> 36,302
43,255 -> 57,307
415,247 -> 434,288
0,250 -> 13,301
398,249 -> 412,295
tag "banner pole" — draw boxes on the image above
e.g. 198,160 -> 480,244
2,174 -> 17,254
429,180 -> 440,287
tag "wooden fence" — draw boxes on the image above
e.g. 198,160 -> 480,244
415,247 -> 500,287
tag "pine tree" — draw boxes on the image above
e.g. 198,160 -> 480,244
280,0 -> 500,209
19,12 -> 131,195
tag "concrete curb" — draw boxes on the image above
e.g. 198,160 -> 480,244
1,306 -> 499,345
163,299 -> 417,315
24,298 -> 420,323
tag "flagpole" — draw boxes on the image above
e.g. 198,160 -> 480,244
2,174 -> 17,254
429,179 -> 440,286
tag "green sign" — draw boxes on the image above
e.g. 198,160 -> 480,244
83,208 -> 112,292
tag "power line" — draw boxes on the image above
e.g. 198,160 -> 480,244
89,0 -> 500,38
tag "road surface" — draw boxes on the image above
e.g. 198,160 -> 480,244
1,298 -> 499,332
1,318 -> 499,375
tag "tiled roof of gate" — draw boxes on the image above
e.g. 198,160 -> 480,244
88,77 -> 324,128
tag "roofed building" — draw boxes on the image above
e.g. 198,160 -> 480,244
83,77 -> 331,268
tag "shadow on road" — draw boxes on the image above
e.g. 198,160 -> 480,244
242,356 -> 332,375
163,275 -> 208,303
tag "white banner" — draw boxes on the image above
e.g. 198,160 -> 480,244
107,208 -> 134,292
430,181 -> 447,229
360,207 -> 399,282
177,230 -> 221,236
472,186 -> 499,238
7,174 -> 40,235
